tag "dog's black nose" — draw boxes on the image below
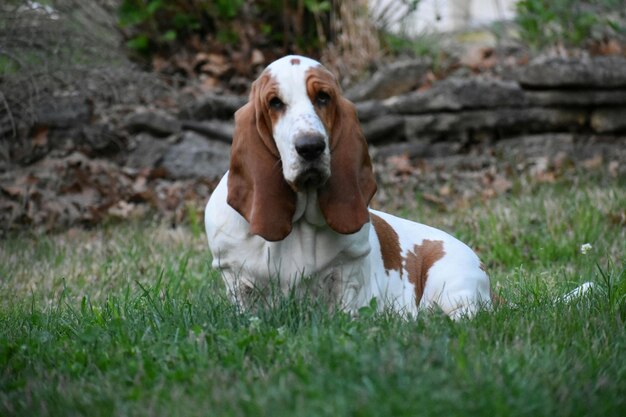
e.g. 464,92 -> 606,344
295,134 -> 326,161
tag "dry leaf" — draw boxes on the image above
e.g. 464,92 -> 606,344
387,154 -> 414,176
422,193 -> 446,207
251,49 -> 265,66
481,188 -> 496,199
107,200 -> 135,219
582,154 -> 603,170
32,127 -> 49,147
608,210 -> 626,226
492,176 -> 512,194
535,172 -> 556,183
1,185 -> 26,198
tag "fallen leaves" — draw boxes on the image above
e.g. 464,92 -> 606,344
373,137 -> 625,213
2,131 -> 625,235
0,152 -> 217,235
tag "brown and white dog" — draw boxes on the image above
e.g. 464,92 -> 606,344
205,55 -> 493,318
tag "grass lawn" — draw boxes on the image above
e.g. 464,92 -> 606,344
1,171 -> 625,417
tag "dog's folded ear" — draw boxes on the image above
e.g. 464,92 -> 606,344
227,77 -> 297,242
318,97 -> 377,235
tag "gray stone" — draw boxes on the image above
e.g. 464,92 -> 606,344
494,134 -> 575,159
124,111 -> 181,137
515,56 -> 626,88
384,77 -> 525,114
355,100 -> 389,121
161,131 -> 230,179
404,108 -> 587,138
34,95 -> 93,128
181,120 -> 234,143
524,90 -> 626,107
180,94 -> 247,120
372,140 -> 463,160
591,108 -> 626,133
80,123 -> 123,154
494,134 -> 626,166
361,115 -> 405,144
345,58 -> 432,101
125,133 -> 170,169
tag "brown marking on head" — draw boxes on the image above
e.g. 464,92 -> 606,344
479,263 -> 487,273
404,240 -> 446,305
305,66 -> 377,234
227,70 -> 296,241
290,58 -> 301,65
370,213 -> 402,275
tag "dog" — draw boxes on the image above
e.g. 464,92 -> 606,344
205,55 -> 496,319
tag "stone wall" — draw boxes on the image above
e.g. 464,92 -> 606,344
3,55 -> 625,233
356,56 -> 626,159
121,55 -> 625,178
4,55 -> 626,180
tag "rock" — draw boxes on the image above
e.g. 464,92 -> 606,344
181,120 -> 234,143
345,58 -> 432,101
80,123 -> 124,155
494,134 -> 626,165
1,113 -> 19,140
524,89 -> 626,107
355,100 -> 389,121
494,134 -> 576,159
161,131 -> 230,180
179,94 -> 247,120
591,108 -> 626,133
34,95 -> 93,128
371,142 -> 426,160
361,115 -> 405,144
404,108 -> 587,139
371,141 -> 463,160
124,111 -> 181,137
384,77 -> 525,114
125,133 -> 171,169
515,56 -> 626,88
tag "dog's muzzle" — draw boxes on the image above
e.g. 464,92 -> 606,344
295,133 -> 326,161
292,132 -> 329,190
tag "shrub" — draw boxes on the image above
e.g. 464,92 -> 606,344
117,0 -> 336,59
515,0 -> 625,50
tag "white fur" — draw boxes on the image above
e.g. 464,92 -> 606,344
266,56 -> 330,186
206,175 -> 492,318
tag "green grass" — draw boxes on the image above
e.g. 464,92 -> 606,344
1,174 -> 625,417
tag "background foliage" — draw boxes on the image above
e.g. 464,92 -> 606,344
118,0 -> 342,59
515,0 -> 625,50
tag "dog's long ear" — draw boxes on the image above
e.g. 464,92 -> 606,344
318,97 -> 377,234
227,77 -> 296,242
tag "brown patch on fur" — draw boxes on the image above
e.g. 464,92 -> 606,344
309,66 -> 377,235
227,71 -> 296,241
370,213 -> 402,275
405,240 -> 445,305
305,66 -> 337,130
290,58 -> 300,65
252,72 -> 283,148
479,262 -> 486,273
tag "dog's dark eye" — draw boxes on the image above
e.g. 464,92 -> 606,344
316,91 -> 331,107
269,97 -> 285,111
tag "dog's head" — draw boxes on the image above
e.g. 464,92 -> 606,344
227,55 -> 376,241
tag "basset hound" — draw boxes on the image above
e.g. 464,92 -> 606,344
205,55 -> 493,318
